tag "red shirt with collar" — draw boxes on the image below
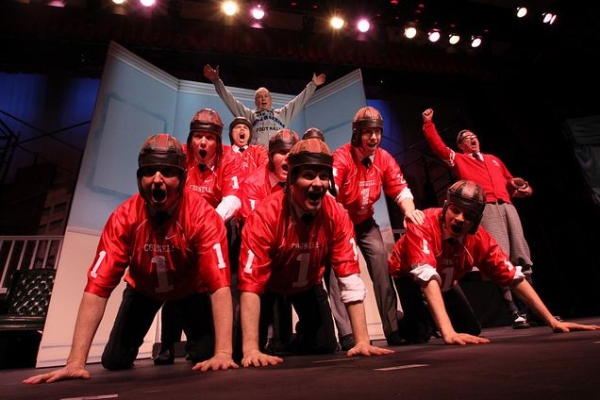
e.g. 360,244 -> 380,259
223,144 -> 268,182
333,142 -> 411,225
389,208 -> 518,291
183,143 -> 242,208
84,189 -> 230,301
423,120 -> 515,204
238,164 -> 284,224
239,191 -> 360,296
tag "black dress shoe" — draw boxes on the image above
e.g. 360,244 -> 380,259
385,331 -> 407,346
264,337 -> 288,355
339,334 -> 355,351
154,346 -> 175,365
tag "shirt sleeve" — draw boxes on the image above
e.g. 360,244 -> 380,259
379,150 -> 413,202
213,78 -> 254,120
390,213 -> 441,281
277,81 -> 317,124
332,147 -> 347,190
238,205 -> 276,295
330,201 -> 366,302
423,120 -> 455,165
194,202 -> 232,293
216,194 -> 242,222
330,201 -> 361,278
220,152 -> 242,198
84,201 -> 136,298
253,145 -> 269,169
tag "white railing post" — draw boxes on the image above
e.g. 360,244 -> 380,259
0,235 -> 63,295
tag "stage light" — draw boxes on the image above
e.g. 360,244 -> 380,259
140,0 -> 155,7
404,25 -> 417,39
222,1 -> 239,17
357,19 -> 371,33
112,0 -> 126,4
516,7 -> 528,18
542,12 -> 557,25
251,5 -> 265,20
470,35 -> 482,48
330,16 -> 345,30
449,33 -> 461,45
428,29 -> 441,43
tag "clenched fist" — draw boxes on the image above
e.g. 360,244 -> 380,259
422,108 -> 433,122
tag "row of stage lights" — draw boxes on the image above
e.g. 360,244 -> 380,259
221,2 -> 559,49
47,1 -> 560,50
403,6 -> 558,49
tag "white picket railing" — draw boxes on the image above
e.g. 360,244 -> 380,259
0,235 -> 62,295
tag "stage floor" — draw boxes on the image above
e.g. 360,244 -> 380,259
3,317 -> 600,400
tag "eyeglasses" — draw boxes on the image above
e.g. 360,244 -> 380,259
460,134 -> 477,142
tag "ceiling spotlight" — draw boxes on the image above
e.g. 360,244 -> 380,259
140,0 -> 155,7
449,33 -> 461,45
428,29 -> 441,43
542,12 -> 557,25
330,16 -> 345,30
112,0 -> 126,5
404,26 -> 417,39
516,7 -> 528,18
222,1 -> 239,16
251,6 -> 265,20
470,36 -> 482,48
357,19 -> 371,33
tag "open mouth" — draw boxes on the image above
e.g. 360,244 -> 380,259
239,133 -> 246,140
365,143 -> 378,152
152,188 -> 167,203
450,224 -> 463,234
198,149 -> 207,159
307,191 -> 323,202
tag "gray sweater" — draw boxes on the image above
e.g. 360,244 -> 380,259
212,79 -> 317,148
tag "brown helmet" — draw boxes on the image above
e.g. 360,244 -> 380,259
268,128 -> 299,169
228,116 -> 253,144
443,180 -> 486,234
137,133 -> 187,200
188,108 -> 224,164
138,133 -> 186,172
351,106 -> 383,147
189,108 -> 223,139
302,127 -> 325,141
269,129 -> 299,154
287,138 -> 337,196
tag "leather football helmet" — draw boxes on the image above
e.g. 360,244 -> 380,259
137,133 -> 187,203
351,106 -> 383,147
188,108 -> 224,165
287,138 -> 336,196
302,127 -> 325,141
443,180 -> 486,234
228,116 -> 253,145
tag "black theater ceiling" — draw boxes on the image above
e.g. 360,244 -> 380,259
0,1 -> 598,92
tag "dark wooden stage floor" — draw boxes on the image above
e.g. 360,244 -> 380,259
3,317 -> 600,400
